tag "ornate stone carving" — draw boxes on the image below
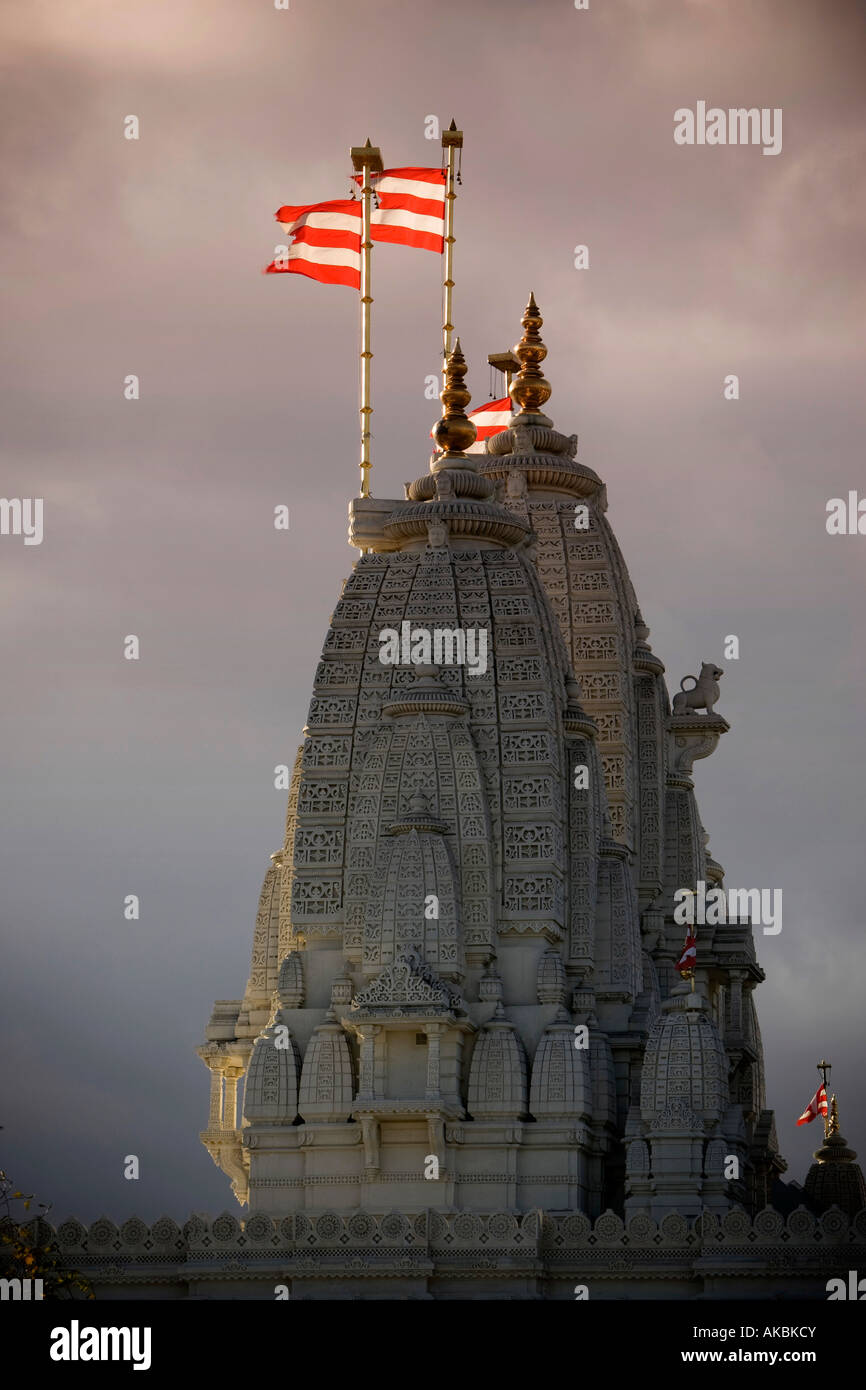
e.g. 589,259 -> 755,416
667,712 -> 731,779
672,663 -> 723,716
467,1007 -> 529,1117
299,1015 -> 355,1121
243,1015 -> 301,1123
350,952 -> 463,1016
530,1014 -> 592,1119
536,946 -> 566,1005
276,950 -> 304,1008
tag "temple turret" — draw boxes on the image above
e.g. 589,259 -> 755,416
804,1094 -> 866,1218
626,978 -> 731,1218
198,306 -> 783,1228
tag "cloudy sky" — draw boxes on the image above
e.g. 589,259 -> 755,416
1,0 -> 864,1224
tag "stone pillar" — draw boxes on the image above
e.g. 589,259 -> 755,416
727,969 -> 745,1042
426,1115 -> 446,1176
208,1061 -> 225,1129
425,1024 -> 443,1100
624,1134 -> 653,1216
702,1135 -> 734,1211
223,1066 -> 243,1131
360,1117 -> 380,1174
357,1028 -> 376,1102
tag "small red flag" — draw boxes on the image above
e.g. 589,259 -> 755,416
675,932 -> 697,975
796,1085 -> 828,1126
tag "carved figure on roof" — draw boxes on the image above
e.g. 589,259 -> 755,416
672,662 -> 723,716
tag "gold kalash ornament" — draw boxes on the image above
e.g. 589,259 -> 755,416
431,339 -> 477,460
510,292 -> 553,418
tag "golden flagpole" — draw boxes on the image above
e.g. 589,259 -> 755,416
441,119 -> 463,369
351,139 -> 383,497
817,1058 -> 831,1139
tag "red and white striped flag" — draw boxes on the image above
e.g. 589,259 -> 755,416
796,1085 -> 828,1127
465,396 -> 512,454
355,167 -> 447,253
430,396 -> 512,455
675,932 -> 697,975
266,198 -> 362,288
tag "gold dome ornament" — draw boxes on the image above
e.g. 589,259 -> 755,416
510,292 -> 552,419
431,339 -> 477,461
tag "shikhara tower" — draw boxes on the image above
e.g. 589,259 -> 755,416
199,295 -> 786,1231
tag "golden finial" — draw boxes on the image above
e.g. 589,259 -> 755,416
828,1094 -> 840,1138
510,291 -> 552,417
431,338 -> 477,460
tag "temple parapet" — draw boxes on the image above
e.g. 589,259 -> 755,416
45,1206 -> 866,1299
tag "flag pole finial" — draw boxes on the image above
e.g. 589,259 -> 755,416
431,339 -> 477,461
510,293 -> 552,417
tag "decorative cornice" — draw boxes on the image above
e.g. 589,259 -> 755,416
383,500 -> 529,548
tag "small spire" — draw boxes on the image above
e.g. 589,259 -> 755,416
431,338 -> 477,460
804,1078 -> 866,1215
510,292 -> 552,417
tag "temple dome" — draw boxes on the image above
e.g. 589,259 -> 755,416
242,1012 -> 301,1123
467,1006 -> 529,1118
804,1099 -> 866,1218
640,982 -> 728,1130
298,1014 -> 355,1122
530,1012 -> 592,1120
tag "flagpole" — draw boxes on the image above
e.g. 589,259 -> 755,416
351,139 -> 383,498
441,120 -> 463,368
817,1058 -> 831,1139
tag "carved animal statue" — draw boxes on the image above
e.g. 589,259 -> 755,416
672,662 -> 723,715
